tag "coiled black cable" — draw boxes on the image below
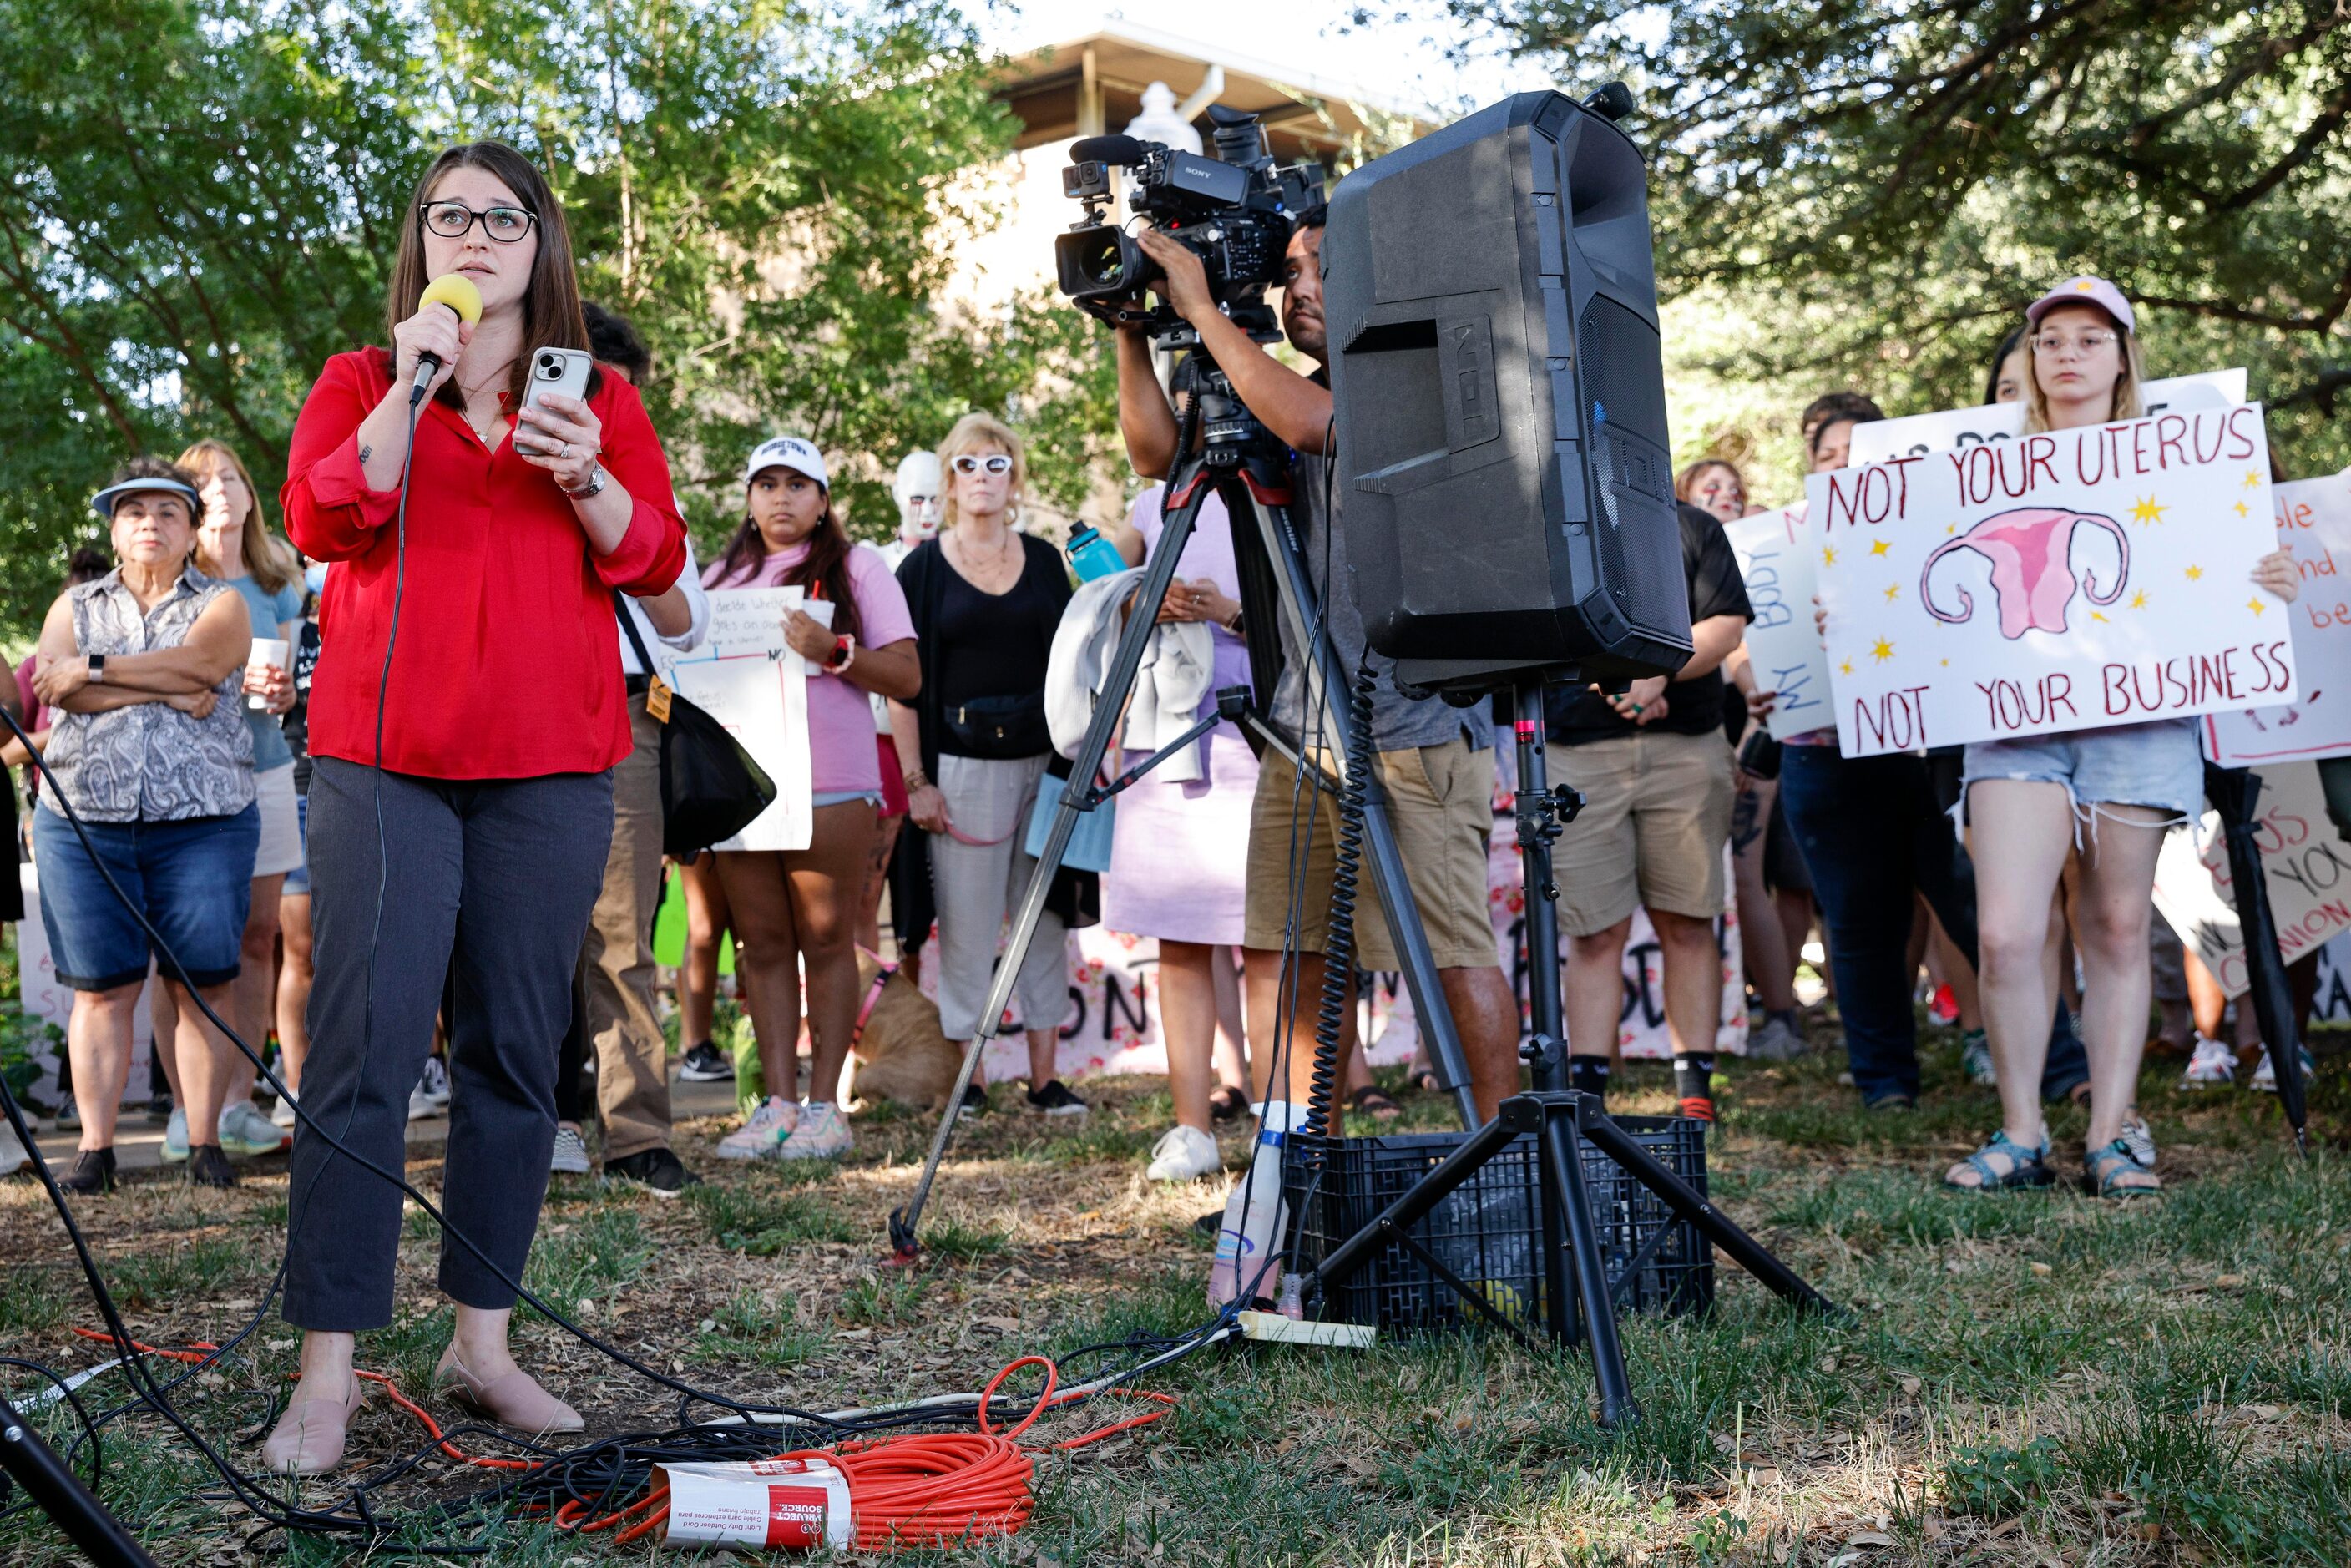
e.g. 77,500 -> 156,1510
1295,660 -> 1377,1166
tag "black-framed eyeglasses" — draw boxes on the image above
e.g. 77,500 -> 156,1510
419,200 -> 538,244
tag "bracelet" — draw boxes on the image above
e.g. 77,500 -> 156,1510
1222,604 -> 1244,635
903,767 -> 930,791
562,462 -> 609,500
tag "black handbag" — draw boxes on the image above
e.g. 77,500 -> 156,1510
941,693 -> 1051,760
615,594 -> 776,860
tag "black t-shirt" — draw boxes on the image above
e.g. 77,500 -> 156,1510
1550,503 -> 1753,742
282,618 -> 322,794
916,535 -> 1072,751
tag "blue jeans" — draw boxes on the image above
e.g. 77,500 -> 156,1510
33,802 -> 260,990
1778,747 -> 2088,1104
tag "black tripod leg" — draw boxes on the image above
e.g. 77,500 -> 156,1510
888,473 -> 1211,1257
0,1394 -> 158,1568
1578,1107 -> 1841,1317
1539,1107 -> 1640,1427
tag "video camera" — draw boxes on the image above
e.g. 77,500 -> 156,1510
1054,104 -> 1323,338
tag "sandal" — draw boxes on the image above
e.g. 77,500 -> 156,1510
1408,1065 -> 1441,1095
1943,1129 -> 2055,1192
2083,1138 -> 2161,1200
1347,1085 -> 1403,1121
1207,1085 -> 1248,1124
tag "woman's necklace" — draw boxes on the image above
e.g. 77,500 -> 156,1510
457,361 -> 514,443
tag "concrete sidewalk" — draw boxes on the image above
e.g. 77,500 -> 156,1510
25,1069 -> 743,1176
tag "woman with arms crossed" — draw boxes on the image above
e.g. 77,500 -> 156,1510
267,141 -> 686,1471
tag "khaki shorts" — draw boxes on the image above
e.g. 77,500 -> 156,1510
1242,737 -> 1497,971
1551,730 -> 1733,937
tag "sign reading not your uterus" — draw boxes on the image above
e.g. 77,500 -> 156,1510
1812,403 -> 2293,758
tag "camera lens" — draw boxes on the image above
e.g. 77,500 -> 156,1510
540,357 -> 560,377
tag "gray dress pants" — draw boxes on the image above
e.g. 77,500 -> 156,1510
285,756 -> 611,1331
927,752 -> 1067,1042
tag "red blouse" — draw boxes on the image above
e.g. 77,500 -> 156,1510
282,349 -> 688,781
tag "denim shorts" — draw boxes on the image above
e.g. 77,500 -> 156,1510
281,792 -> 311,897
33,802 -> 260,990
1961,718 -> 2204,827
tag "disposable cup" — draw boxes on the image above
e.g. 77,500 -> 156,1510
247,637 -> 290,711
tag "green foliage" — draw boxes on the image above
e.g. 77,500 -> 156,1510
0,0 -> 1117,636
1450,0 -> 2351,473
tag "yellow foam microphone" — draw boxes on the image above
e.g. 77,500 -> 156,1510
407,272 -> 484,404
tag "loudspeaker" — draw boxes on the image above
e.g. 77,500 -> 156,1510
1323,89 -> 1692,691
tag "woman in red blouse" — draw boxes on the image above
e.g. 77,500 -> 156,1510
265,141 -> 686,1474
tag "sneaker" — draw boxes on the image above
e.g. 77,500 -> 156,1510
1928,984 -> 1960,1026
549,1125 -> 592,1175
186,1144 -> 238,1188
59,1147 -> 116,1194
1863,1091 -> 1917,1113
2182,1035 -> 2237,1090
419,1055 -> 452,1109
717,1095 -> 799,1161
162,1106 -> 190,1163
1746,1014 -> 1806,1062
1961,1029 -> 1997,1086
407,1078 -> 440,1122
677,1040 -> 734,1083
1025,1080 -> 1089,1115
960,1081 -> 990,1116
220,1101 -> 291,1157
270,1090 -> 299,1130
2118,1110 -> 2156,1168
0,1121 -> 29,1176
604,1146 -> 700,1195
1145,1125 -> 1221,1182
777,1103 -> 853,1161
2249,1045 -> 2316,1095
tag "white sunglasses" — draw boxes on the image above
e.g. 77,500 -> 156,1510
950,454 -> 1013,476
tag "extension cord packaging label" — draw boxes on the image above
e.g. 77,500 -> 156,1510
658,1458 -> 852,1550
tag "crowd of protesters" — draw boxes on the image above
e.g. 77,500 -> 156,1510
0,136 -> 2329,1467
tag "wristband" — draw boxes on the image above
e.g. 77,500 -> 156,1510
85,654 -> 106,685
824,633 -> 857,673
903,769 -> 930,791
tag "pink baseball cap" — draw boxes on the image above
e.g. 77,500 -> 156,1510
2025,276 -> 2135,335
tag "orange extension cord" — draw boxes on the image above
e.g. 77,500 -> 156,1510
77,1333 -> 1174,1550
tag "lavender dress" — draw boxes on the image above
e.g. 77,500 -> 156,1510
1100,486 -> 1259,944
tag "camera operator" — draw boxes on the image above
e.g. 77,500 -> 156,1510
1111,212 -> 1520,1125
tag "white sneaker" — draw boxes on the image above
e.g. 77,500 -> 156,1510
549,1125 -> 592,1175
162,1106 -> 190,1163
777,1102 -> 853,1161
270,1090 -> 298,1130
1746,1014 -> 1807,1062
2182,1035 -> 2237,1090
419,1055 -> 452,1109
0,1120 -> 28,1176
407,1079 -> 439,1121
717,1096 -> 799,1161
1145,1125 -> 1221,1182
219,1101 -> 291,1157
1960,1031 -> 1997,1086
2250,1045 -> 2314,1095
2119,1111 -> 2156,1168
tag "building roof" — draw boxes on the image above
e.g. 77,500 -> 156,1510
992,23 -> 1438,159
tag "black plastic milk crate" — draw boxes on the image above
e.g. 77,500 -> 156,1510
1286,1116 -> 1713,1333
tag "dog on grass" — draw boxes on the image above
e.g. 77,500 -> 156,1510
842,949 -> 964,1111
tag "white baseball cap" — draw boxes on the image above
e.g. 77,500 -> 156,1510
2025,276 -> 2136,336
743,435 -> 827,490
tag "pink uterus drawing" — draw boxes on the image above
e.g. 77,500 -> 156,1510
1919,508 -> 2129,640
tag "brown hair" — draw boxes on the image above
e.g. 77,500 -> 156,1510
177,438 -> 297,594
937,412 -> 1028,534
386,142 -> 592,408
1674,458 -> 1746,506
715,466 -> 865,643
2021,302 -> 2146,432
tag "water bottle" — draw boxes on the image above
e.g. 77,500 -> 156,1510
1066,524 -> 1127,583
1209,1100 -> 1295,1308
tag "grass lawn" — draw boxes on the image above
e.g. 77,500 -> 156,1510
3,1014 -> 2346,1565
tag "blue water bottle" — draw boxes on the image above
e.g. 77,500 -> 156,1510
1066,523 -> 1126,583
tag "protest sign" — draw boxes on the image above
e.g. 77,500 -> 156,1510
2202,473 -> 2351,766
665,587 -> 814,852
2152,762 -> 2351,997
1846,369 -> 2246,467
1813,403 -> 2293,757
1725,504 -> 1833,739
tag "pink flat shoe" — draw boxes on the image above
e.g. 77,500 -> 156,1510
432,1345 -> 583,1436
260,1372 -> 367,1475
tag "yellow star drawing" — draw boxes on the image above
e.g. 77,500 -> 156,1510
1945,524 -> 1957,534
2249,598 -> 2267,615
2130,495 -> 2168,525
1869,539 -> 1891,557
1839,660 -> 1853,676
2185,564 -> 2206,581
2244,470 -> 2264,489
1940,658 -> 1949,667
2234,500 -> 2250,518
2130,589 -> 2149,610
1883,584 -> 1901,602
2091,610 -> 2110,623
1870,638 -> 1895,663
1822,545 -> 1837,567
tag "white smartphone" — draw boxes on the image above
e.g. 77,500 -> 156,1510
522,346 -> 594,413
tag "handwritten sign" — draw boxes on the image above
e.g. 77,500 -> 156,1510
2202,474 -> 2351,766
666,587 -> 814,852
1847,370 -> 2247,467
2152,762 -> 2351,997
1726,505 -> 1833,740
1813,404 -> 2293,757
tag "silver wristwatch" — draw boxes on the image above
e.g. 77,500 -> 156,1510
563,463 -> 609,500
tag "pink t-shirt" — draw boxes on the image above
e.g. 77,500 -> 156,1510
702,539 -> 916,795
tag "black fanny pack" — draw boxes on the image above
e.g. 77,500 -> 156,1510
943,694 -> 1049,760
